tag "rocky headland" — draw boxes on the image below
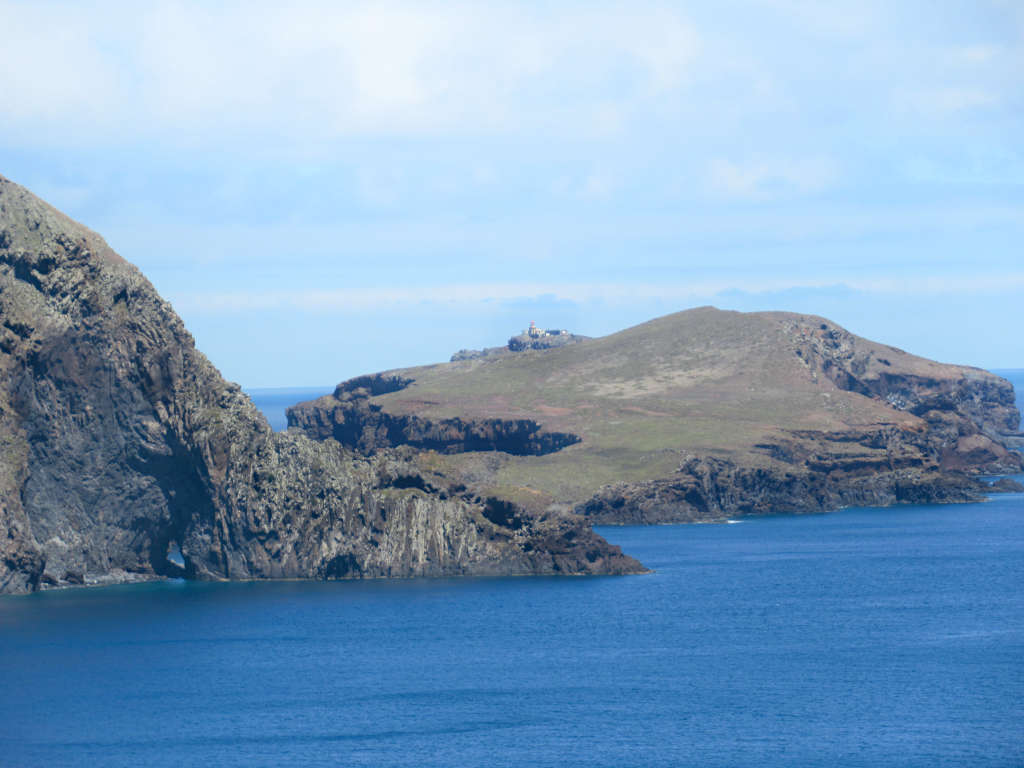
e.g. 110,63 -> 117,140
0,175 -> 644,595
290,308 -> 1023,525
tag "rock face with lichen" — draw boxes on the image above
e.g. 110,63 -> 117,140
0,175 -> 644,594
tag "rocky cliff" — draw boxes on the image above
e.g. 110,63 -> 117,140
578,448 -> 988,525
580,323 -> 1024,523
289,375 -> 581,456
0,175 -> 644,594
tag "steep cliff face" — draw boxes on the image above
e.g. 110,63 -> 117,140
0,175 -> 643,594
575,344 -> 1022,523
288,374 -> 581,456
579,451 -> 985,525
787,318 -> 1021,470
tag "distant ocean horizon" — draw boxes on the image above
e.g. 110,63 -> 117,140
1,372 -> 1019,767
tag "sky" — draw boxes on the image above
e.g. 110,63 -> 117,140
2,0 -> 1022,387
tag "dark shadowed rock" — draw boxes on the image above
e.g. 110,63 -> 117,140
289,374 -> 582,456
578,454 -> 988,525
0,175 -> 645,594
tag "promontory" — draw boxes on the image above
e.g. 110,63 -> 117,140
289,308 -> 1023,524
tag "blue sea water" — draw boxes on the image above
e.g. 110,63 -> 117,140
0,372 -> 1021,767
246,386 -> 333,431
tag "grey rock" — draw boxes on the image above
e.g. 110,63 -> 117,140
0,175 -> 645,593
578,454 -> 988,525
450,346 -> 507,362
507,332 -> 589,352
288,373 -> 581,456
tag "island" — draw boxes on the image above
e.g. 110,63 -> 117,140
288,307 -> 1023,524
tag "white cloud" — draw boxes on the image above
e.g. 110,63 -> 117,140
2,0 -> 1018,199
581,173 -> 614,200
753,0 -> 878,38
955,45 -> 1000,65
0,4 -> 122,128
171,271 -> 1024,315
0,0 -> 701,143
911,88 -> 1000,114
707,156 -> 839,198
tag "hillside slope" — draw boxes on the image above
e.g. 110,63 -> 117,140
0,175 -> 643,594
290,307 -> 1022,523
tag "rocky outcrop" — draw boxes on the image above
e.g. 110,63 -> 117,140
0,175 -> 644,594
579,411 -> 1020,526
451,332 -> 590,361
576,321 -> 1023,524
789,319 -> 1022,471
507,332 -> 589,353
288,375 -> 581,456
989,477 -> 1024,493
578,454 -> 986,525
451,346 -> 507,362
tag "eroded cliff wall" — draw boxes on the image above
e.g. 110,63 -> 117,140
288,375 -> 581,456
0,175 -> 643,593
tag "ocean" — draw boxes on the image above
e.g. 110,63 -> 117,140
246,386 -> 334,431
0,372 -> 1021,767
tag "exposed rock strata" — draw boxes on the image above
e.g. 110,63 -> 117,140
578,455 -> 987,525
576,361 -> 1022,523
786,319 -> 1021,470
289,375 -> 581,456
0,175 -> 644,594
579,386 -> 1022,524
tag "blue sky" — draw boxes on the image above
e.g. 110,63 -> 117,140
2,0 -> 1022,386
